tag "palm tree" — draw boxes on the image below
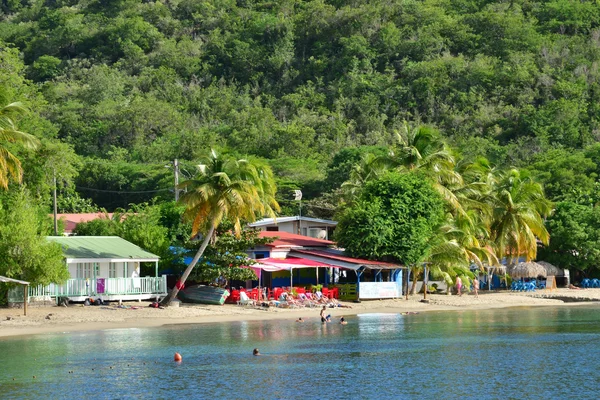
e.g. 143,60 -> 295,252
0,101 -> 39,189
160,150 -> 280,306
341,152 -> 388,199
387,122 -> 465,214
423,212 -> 498,296
489,168 -> 552,263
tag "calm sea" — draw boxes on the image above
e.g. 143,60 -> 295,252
1,306 -> 600,399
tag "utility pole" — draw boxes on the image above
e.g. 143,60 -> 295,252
53,169 -> 58,236
174,159 -> 180,202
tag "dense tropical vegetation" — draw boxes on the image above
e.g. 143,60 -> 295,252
4,0 -> 600,293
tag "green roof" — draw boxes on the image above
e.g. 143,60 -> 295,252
46,236 -> 160,260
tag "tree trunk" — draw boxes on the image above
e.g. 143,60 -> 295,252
410,267 -> 419,295
160,225 -> 215,306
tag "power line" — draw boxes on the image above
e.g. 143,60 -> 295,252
75,186 -> 172,194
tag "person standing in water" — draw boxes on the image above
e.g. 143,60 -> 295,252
320,306 -> 327,323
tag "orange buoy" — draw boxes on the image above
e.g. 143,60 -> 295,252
174,352 -> 182,362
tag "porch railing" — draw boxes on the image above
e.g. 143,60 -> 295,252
7,276 -> 168,303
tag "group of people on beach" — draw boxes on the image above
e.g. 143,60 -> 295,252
455,276 -> 479,297
277,290 -> 351,309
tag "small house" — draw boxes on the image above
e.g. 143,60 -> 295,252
11,236 -> 167,304
248,216 -> 337,240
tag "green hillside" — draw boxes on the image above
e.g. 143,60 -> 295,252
2,0 -> 600,210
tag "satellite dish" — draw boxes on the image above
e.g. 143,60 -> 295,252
293,190 -> 303,200
317,230 -> 327,239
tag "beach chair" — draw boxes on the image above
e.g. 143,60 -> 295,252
592,279 -> 600,288
581,279 -> 590,288
284,293 -> 305,308
538,281 -> 546,289
298,293 -> 318,307
229,290 -> 241,304
330,287 -> 339,299
237,291 -> 256,307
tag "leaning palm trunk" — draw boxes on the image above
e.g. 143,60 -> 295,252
160,225 -> 215,306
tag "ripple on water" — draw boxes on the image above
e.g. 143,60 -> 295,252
1,306 -> 600,399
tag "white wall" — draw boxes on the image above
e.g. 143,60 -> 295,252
67,261 -> 132,279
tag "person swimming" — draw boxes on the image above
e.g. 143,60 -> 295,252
253,348 -> 260,356
340,317 -> 347,325
296,317 -> 304,322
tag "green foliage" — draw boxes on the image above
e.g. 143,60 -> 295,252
189,225 -> 273,285
2,0 -> 600,206
72,216 -> 113,236
323,146 -> 388,193
0,189 -> 68,285
490,168 -> 553,262
335,172 -> 445,265
0,0 -> 598,278
527,148 -> 598,204
539,202 -> 600,274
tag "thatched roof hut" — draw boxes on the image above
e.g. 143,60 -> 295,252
507,262 -> 547,278
537,261 -> 563,276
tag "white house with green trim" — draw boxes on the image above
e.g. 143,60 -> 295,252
10,236 -> 167,304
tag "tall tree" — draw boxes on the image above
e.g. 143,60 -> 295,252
0,189 -> 68,287
489,168 -> 552,263
335,172 -> 445,266
0,101 -> 39,189
160,150 -> 280,306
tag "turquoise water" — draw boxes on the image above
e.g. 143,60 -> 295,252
1,306 -> 600,399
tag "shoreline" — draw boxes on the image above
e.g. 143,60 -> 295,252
2,289 -> 600,339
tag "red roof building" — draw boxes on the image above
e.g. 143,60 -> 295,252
54,213 -> 114,234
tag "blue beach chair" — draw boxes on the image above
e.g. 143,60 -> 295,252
582,279 -> 590,288
538,281 -> 546,289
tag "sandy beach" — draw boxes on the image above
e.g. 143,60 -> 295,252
1,289 -> 599,339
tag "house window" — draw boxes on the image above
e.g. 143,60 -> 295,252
109,263 -> 117,278
266,226 -> 279,231
76,263 -> 93,279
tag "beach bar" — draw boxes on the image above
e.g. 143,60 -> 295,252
291,250 -> 404,300
8,236 -> 167,305
246,232 -> 404,300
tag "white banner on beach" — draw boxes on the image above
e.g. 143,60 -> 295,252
359,282 -> 401,299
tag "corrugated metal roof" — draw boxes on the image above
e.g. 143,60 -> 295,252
46,236 -> 159,261
0,276 -> 30,285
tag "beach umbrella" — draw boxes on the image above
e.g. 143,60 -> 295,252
537,261 -> 562,276
507,262 -> 547,279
